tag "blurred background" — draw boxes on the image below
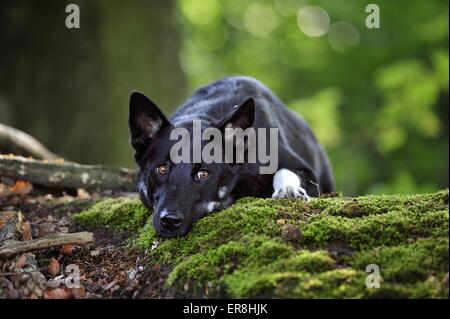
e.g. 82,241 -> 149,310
0,0 -> 448,196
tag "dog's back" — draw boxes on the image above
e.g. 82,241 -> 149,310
171,76 -> 334,194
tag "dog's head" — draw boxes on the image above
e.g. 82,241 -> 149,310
128,92 -> 255,237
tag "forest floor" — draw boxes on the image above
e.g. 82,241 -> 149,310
0,188 -> 449,299
0,191 -> 173,299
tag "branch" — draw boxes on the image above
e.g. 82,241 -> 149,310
0,155 -> 138,191
0,123 -> 60,160
0,232 -> 94,259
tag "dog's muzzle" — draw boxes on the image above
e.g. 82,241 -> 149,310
159,210 -> 184,232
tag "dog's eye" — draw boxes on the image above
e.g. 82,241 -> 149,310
156,164 -> 169,176
196,169 -> 209,180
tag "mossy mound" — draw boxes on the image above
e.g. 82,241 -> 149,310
73,190 -> 449,298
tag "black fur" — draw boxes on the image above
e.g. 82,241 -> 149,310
129,76 -> 334,237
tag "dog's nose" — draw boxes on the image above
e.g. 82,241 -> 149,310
159,211 -> 183,232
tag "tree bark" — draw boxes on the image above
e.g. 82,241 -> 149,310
0,155 -> 138,191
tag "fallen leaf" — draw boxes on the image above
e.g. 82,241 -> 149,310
15,254 -> 27,269
71,286 -> 86,299
44,287 -> 73,299
101,281 -> 117,292
48,257 -> 61,277
21,221 -> 32,241
60,244 -> 74,255
0,211 -> 17,229
110,285 -> 120,293
127,268 -> 138,280
152,264 -> 161,271
0,183 -> 11,198
77,188 -> 90,199
8,180 -> 33,197
90,248 -> 101,257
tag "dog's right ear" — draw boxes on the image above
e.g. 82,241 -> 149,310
129,92 -> 171,162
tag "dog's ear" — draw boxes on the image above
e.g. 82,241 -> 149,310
129,91 -> 171,162
215,97 -> 255,163
217,97 -> 255,130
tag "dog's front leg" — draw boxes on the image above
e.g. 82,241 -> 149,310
272,168 -> 310,200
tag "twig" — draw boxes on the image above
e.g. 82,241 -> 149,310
0,232 -> 94,259
0,123 -> 60,160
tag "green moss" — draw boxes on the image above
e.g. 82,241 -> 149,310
300,209 -> 449,250
73,190 -> 449,298
309,191 -> 449,217
352,237 -> 449,284
72,197 -> 150,230
225,268 -> 366,298
365,279 -> 446,299
134,198 -> 287,263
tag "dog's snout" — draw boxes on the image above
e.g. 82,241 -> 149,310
159,210 -> 183,232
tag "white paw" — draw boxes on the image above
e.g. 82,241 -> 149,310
272,186 -> 310,200
272,168 -> 310,201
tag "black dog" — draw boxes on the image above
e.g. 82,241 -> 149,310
129,76 -> 334,237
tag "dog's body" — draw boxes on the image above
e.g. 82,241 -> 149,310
129,76 -> 334,237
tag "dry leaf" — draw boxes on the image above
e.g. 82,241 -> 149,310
71,286 -> 86,299
21,221 -> 32,241
90,248 -> 101,257
77,188 -> 90,199
0,211 -> 17,229
152,264 -> 161,271
101,281 -> 117,292
0,183 -> 11,198
9,180 -> 33,197
60,244 -> 74,255
15,254 -> 27,269
30,292 -> 39,299
44,288 -> 73,299
48,257 -> 61,277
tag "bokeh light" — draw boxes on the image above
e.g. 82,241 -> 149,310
274,0 -> 306,17
179,0 -> 220,25
327,21 -> 361,53
243,3 -> 280,38
297,5 -> 330,37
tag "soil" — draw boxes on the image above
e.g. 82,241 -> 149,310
0,191 -> 171,299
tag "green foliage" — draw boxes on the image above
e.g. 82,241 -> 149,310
176,0 -> 449,195
73,190 -> 449,298
1,1 -> 447,194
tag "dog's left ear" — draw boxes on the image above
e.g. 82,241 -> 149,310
129,91 -> 171,162
217,97 -> 255,130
